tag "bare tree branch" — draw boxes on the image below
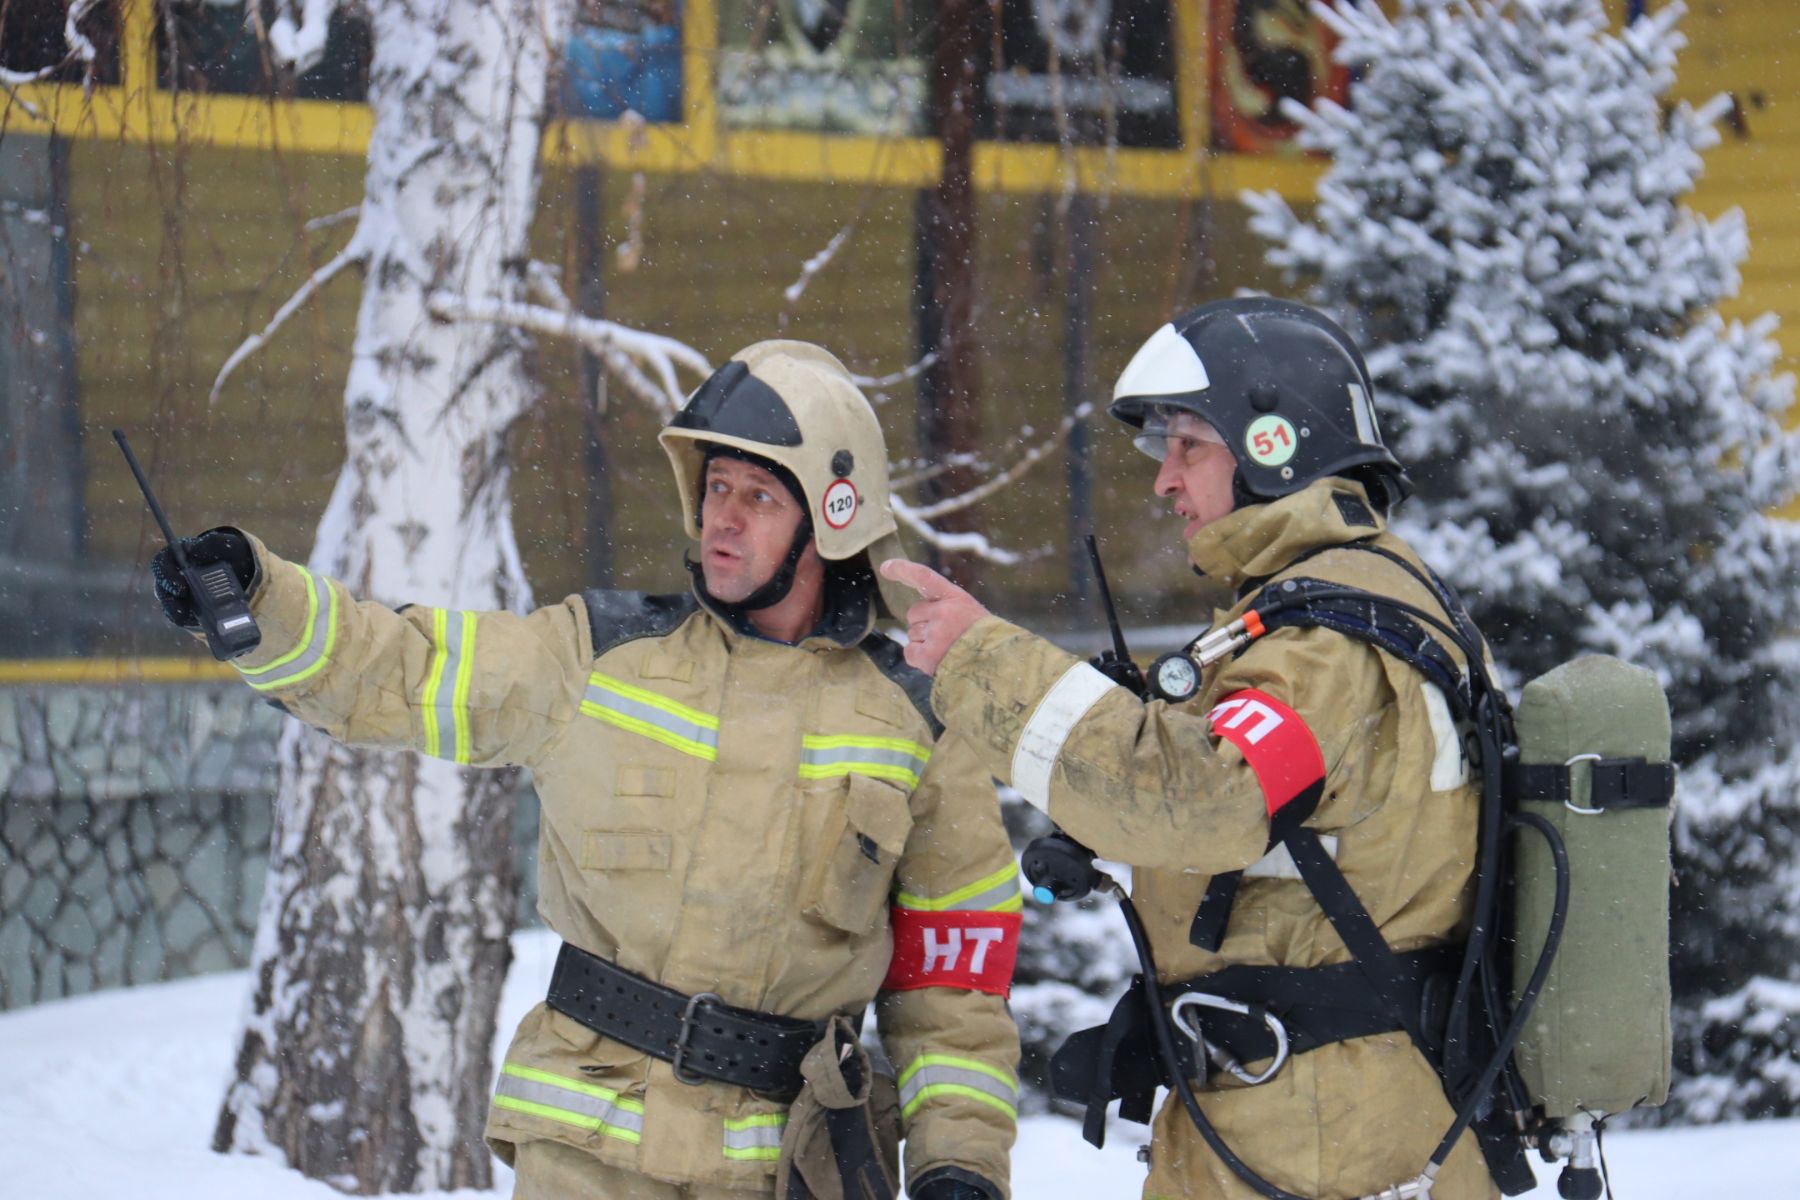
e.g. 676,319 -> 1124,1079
782,224 -> 854,306
427,288 -> 709,416
303,206 -> 361,234
903,402 -> 1095,521
1,0 -> 101,89
210,232 -> 369,404
890,497 -> 1028,566
851,351 -> 939,392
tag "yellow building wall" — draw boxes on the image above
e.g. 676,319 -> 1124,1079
12,0 -> 1795,666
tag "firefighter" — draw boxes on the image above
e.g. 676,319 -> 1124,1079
881,299 -> 1499,1200
150,341 -> 1020,1200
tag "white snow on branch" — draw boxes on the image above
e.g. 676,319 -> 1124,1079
269,0 -> 338,76
783,225 -> 854,305
903,403 -> 1095,522
0,0 -> 101,87
889,497 -> 1026,565
427,289 -> 709,417
851,351 -> 938,391
303,206 -> 361,234
211,231 -> 369,404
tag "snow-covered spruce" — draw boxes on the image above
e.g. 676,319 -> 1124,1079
211,0 -> 575,1190
1245,0 -> 1800,1122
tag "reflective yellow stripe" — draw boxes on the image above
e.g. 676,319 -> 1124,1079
897,1055 -> 1019,1121
451,611 -> 476,764
797,760 -> 924,788
900,1082 -> 1018,1121
421,609 -> 451,759
583,672 -> 720,761
799,733 -> 933,790
893,863 -> 1024,913
590,672 -> 719,730
500,1063 -> 644,1112
417,609 -> 478,763
721,1112 -> 786,1161
581,701 -> 719,761
237,566 -> 338,691
492,1095 -> 643,1143
493,1063 -> 644,1144
802,733 -> 933,758
237,566 -> 318,678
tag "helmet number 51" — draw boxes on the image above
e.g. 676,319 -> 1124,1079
1246,415 -> 1298,467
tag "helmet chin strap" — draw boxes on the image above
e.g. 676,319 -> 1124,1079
688,514 -> 816,615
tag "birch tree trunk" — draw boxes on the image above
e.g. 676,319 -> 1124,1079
213,0 -> 574,1189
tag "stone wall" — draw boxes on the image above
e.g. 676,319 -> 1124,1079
0,682 -> 540,1011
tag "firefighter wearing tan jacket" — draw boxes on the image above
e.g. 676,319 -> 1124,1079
149,343 -> 1021,1200
883,300 -> 1500,1200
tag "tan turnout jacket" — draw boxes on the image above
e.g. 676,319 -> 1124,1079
931,479 -> 1498,1200
228,538 -> 1022,1196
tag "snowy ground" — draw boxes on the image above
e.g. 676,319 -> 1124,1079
0,929 -> 1792,1199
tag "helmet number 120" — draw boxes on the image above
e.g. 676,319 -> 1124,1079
822,479 -> 859,529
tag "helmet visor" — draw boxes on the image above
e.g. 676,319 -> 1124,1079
1130,406 -> 1227,462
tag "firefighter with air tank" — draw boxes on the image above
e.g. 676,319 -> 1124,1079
886,299 -> 1506,1200
145,342 -> 1021,1200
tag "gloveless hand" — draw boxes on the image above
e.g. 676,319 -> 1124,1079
878,559 -> 989,676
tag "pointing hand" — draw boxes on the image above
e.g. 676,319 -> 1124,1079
878,559 -> 989,676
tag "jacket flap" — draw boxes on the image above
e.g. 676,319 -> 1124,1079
845,776 -> 913,856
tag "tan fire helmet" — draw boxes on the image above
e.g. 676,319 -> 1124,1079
659,340 -> 921,617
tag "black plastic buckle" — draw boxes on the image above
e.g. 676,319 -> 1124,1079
671,991 -> 722,1085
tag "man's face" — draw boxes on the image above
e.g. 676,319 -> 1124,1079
1151,411 -> 1238,541
699,455 -> 815,602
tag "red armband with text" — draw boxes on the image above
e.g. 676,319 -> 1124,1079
1206,687 -> 1326,831
882,908 -> 1021,997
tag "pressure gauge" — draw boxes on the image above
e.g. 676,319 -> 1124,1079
1148,651 -> 1201,703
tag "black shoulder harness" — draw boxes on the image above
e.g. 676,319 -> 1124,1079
857,630 -> 944,739
581,590 -> 700,659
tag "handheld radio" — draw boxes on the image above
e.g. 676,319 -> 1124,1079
114,429 -> 262,661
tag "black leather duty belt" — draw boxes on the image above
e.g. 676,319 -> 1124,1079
545,941 -> 824,1100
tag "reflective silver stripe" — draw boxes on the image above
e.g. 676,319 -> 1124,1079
897,1056 -> 1019,1121
1010,662 -> 1117,812
799,735 -> 932,788
894,864 -> 1023,914
801,742 -> 928,775
237,566 -> 338,692
582,674 -> 720,760
1242,835 -> 1339,881
721,1114 -> 786,1160
492,1064 -> 644,1143
951,874 -> 1022,913
421,609 -> 476,763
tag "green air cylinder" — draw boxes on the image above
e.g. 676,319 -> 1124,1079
1510,655 -> 1674,1119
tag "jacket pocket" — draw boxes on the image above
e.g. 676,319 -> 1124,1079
802,776 -> 913,935
583,830 -> 673,872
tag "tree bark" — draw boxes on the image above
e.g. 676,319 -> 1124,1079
913,0 -> 986,588
213,0 -> 574,1189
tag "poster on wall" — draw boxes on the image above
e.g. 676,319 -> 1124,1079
980,0 -> 1181,149
715,0 -> 929,137
561,1 -> 684,123
1209,0 -> 1348,153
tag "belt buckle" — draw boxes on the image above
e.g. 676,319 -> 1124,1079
671,991 -> 722,1086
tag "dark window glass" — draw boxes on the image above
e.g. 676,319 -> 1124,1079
979,1 -> 1182,150
1,0 -> 123,86
155,0 -> 371,102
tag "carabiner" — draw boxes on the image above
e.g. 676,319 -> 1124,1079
1169,992 -> 1291,1086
